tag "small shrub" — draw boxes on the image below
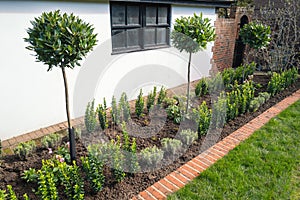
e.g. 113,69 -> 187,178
23,193 -> 30,200
208,72 -> 223,92
146,86 -> 157,112
56,144 -> 71,163
222,67 -> 235,88
87,141 -> 117,164
267,72 -> 283,96
178,129 -> 198,146
0,189 -> 7,199
129,138 -> 140,173
195,78 -> 209,97
36,160 -> 59,200
161,138 -> 182,157
112,136 -> 126,182
192,101 -> 212,137
6,185 -> 18,200
267,67 -> 298,96
85,99 -> 97,133
240,80 -> 255,114
119,92 -> 131,122
162,97 -> 177,108
34,159 -> 84,200
97,98 -> 108,130
22,168 -> 38,183
81,155 -> 105,193
139,146 -> 163,168
258,92 -> 271,103
166,104 -> 182,124
121,122 -> 130,152
111,96 -> 120,125
74,127 -> 82,139
226,90 -> 240,121
248,92 -> 271,113
135,89 -> 144,118
249,99 -> 261,112
211,93 -> 227,129
57,161 -> 84,200
41,133 -> 61,149
13,141 -> 36,160
157,86 -> 167,105
225,81 -> 255,121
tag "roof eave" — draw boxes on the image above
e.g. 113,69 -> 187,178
110,0 -> 235,8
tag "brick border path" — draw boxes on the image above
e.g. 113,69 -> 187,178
131,89 -> 300,200
1,117 -> 84,150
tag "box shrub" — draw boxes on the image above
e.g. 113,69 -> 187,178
195,78 -> 209,97
85,99 -> 97,133
135,89 -> 144,118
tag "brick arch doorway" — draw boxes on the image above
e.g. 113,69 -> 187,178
232,15 -> 249,68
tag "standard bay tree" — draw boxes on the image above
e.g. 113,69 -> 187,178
24,10 -> 97,162
171,13 -> 216,113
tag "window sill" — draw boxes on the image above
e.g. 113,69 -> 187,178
111,44 -> 170,55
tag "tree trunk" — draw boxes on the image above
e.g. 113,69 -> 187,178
62,67 -> 72,129
61,67 -> 76,163
186,52 -> 192,113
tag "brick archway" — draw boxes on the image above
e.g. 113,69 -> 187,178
232,15 -> 249,68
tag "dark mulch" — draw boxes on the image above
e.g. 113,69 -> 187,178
0,74 -> 299,200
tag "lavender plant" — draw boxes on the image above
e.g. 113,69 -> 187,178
139,146 -> 163,168
161,138 -> 182,157
13,141 -> 36,160
41,133 -> 62,149
178,129 -> 198,146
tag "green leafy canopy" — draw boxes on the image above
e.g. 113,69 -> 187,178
171,13 -> 216,53
24,10 -> 97,71
239,21 -> 271,50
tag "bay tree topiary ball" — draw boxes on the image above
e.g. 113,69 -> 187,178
24,10 -> 97,71
171,13 -> 216,53
239,21 -> 271,50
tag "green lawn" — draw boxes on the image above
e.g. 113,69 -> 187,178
168,100 -> 300,200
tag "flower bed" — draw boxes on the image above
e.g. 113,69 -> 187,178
0,66 -> 299,200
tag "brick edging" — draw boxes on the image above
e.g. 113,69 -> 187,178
131,89 -> 300,200
1,117 -> 84,150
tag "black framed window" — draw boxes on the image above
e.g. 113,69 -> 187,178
110,2 -> 171,53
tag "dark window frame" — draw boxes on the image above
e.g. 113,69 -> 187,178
110,2 -> 171,54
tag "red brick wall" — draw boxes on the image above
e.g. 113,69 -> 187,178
211,17 -> 237,73
211,7 -> 253,74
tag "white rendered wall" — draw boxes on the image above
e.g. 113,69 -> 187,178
0,1 -> 216,140
0,1 -> 111,140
